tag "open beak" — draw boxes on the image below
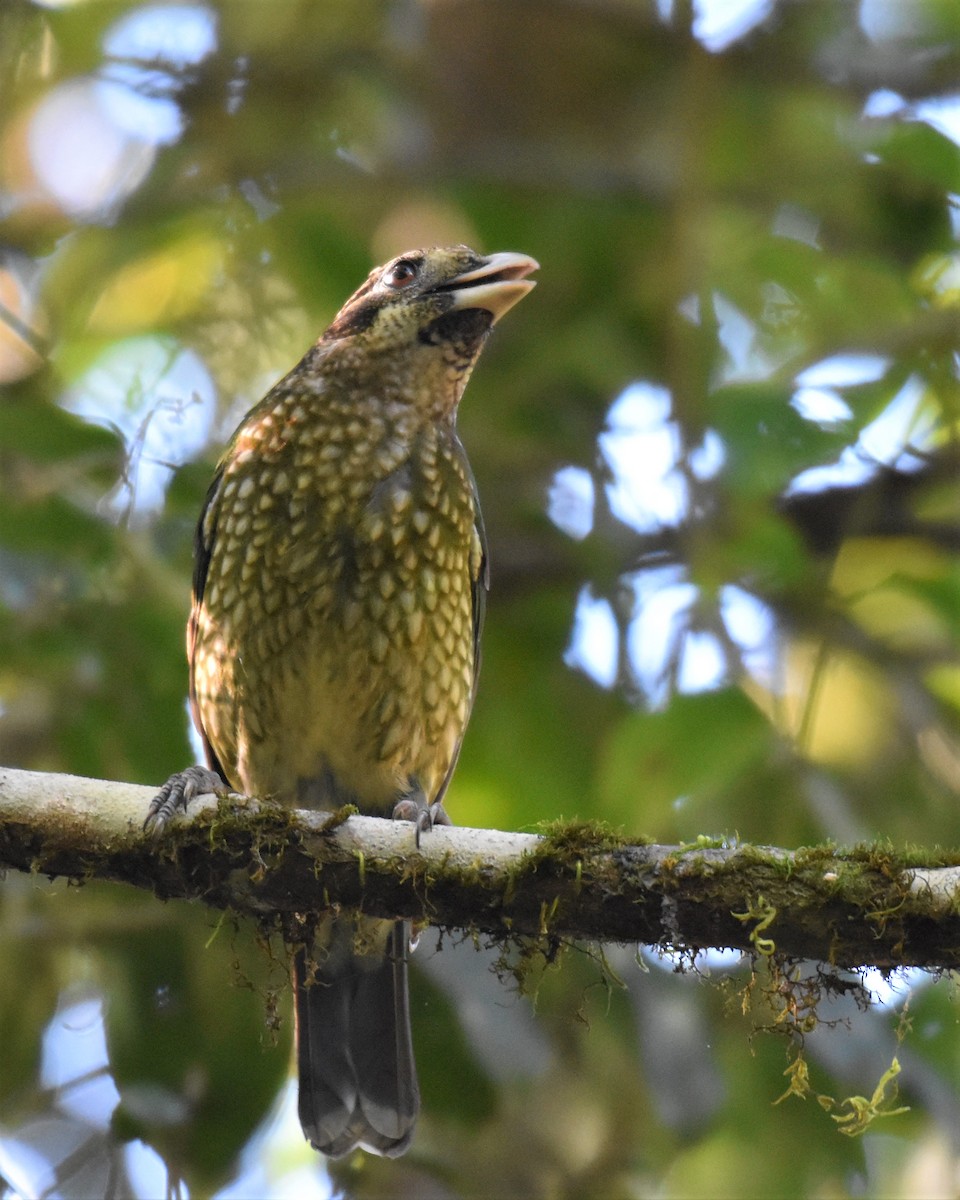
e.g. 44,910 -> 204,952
438,252 -> 539,324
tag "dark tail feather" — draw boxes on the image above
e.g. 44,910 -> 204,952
295,918 -> 419,1158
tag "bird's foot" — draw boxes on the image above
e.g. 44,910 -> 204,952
145,765 -> 226,835
392,783 -> 451,846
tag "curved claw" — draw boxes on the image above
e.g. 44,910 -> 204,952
392,789 -> 452,848
145,765 -> 226,836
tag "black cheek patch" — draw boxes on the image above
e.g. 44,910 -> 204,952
419,308 -> 493,356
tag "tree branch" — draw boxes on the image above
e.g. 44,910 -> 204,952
2,766 -> 959,970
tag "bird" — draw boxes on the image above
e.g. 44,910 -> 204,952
146,245 -> 538,1157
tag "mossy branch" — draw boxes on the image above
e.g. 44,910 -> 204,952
2,766 -> 960,969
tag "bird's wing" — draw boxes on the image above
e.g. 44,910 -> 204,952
187,464 -> 231,785
470,468 -> 490,687
435,455 -> 488,807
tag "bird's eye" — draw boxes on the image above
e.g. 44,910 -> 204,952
383,259 -> 419,289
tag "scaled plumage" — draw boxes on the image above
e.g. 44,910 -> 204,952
148,246 -> 537,1157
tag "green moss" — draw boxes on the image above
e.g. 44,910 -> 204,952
732,895 -> 778,956
678,834 -> 728,851
781,1050 -> 911,1136
316,804 -> 359,831
533,816 -> 636,857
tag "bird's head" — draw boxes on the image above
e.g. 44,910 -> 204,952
321,246 -> 538,361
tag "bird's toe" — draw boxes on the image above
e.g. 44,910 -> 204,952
144,765 -> 226,835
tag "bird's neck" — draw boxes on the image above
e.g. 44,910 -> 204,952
315,338 -> 480,424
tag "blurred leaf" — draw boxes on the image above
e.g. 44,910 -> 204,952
708,383 -> 848,497
101,904 -> 290,1190
0,393 -> 122,467
0,896 -> 57,1117
0,493 -> 115,561
410,966 -> 497,1127
865,119 -> 960,195
598,689 -> 773,831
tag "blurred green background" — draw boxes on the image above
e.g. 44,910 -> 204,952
1,1 -> 959,1196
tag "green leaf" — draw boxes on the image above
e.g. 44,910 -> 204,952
598,689 -> 773,831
